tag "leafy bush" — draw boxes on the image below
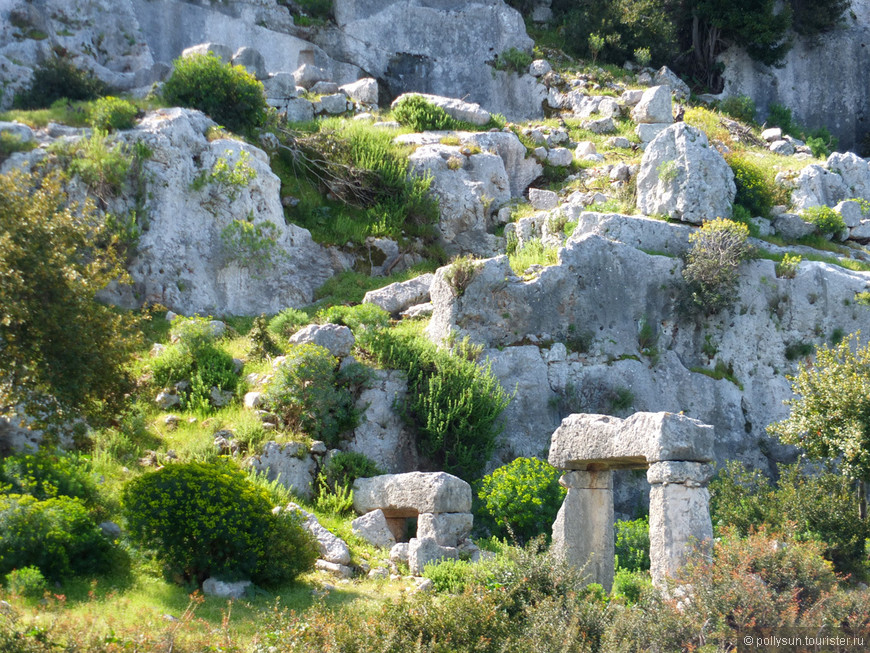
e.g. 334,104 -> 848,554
477,457 -> 565,543
495,48 -> 533,73
321,451 -> 383,492
0,494 -> 114,581
247,314 -> 280,360
268,307 -> 310,339
802,205 -> 845,237
718,94 -> 756,123
162,54 -> 266,134
5,566 -> 47,599
14,56 -> 108,109
88,96 -> 137,131
614,516 -> 650,572
151,338 -> 237,411
262,343 -> 364,446
443,255 -> 482,297
682,218 -> 751,315
319,303 -> 390,332
359,329 -> 511,480
220,218 -> 285,275
122,461 -> 317,585
767,102 -> 796,134
423,558 -> 474,593
775,252 -> 801,278
0,452 -> 96,504
67,129 -> 133,198
0,171 -> 140,424
391,94 -> 455,132
612,568 -> 651,604
727,153 -> 776,217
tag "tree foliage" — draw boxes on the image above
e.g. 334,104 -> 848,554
0,171 -> 140,425
681,218 -> 751,315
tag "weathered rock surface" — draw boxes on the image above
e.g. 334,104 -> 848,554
636,123 -> 736,224
631,86 -> 672,125
352,509 -> 396,549
417,512 -> 472,547
363,274 -> 435,316
247,441 -> 316,499
288,503 -> 352,566
289,324 -> 355,358
202,577 -> 251,599
408,536 -> 459,575
788,165 -> 850,210
317,0 -> 544,121
353,472 -> 472,517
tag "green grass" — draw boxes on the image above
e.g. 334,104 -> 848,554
690,361 -> 743,390
313,264 -> 439,306
0,96 -> 162,129
508,239 -> 560,277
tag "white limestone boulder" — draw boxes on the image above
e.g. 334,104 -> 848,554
353,472 -> 472,516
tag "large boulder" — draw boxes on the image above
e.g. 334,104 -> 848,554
104,109 -> 333,315
363,274 -> 435,316
316,0 -> 544,121
247,441 -> 316,500
287,503 -> 352,566
631,86 -> 673,125
789,165 -> 849,210
352,509 -> 396,549
289,324 -> 355,358
353,472 -> 472,517
826,152 -> 870,200
636,123 -> 736,224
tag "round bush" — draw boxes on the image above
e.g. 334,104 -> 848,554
682,218 -> 751,315
0,494 -> 114,581
727,154 -> 776,218
320,303 -> 390,332
5,566 -> 47,599
0,451 -> 96,503
801,205 -> 845,237
14,57 -> 107,109
477,457 -> 565,543
322,451 -> 383,492
392,95 -> 455,132
88,96 -> 138,131
162,54 -> 267,134
122,461 -> 317,585
268,307 -> 310,339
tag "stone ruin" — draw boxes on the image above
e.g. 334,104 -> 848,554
351,472 -> 477,574
548,411 -> 714,591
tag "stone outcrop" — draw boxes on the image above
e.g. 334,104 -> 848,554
247,441 -> 317,500
316,0 -> 544,120
549,411 -> 714,589
636,123 -> 736,224
353,472 -> 471,516
363,274 -> 435,316
289,324 -> 355,358
286,503 -> 352,566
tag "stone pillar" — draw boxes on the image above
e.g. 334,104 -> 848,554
551,470 -> 614,592
647,461 -> 714,588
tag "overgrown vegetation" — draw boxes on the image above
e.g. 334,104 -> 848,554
14,56 -> 108,109
681,218 -> 752,315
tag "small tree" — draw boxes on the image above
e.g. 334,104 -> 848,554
768,333 -> 870,520
682,218 -> 751,315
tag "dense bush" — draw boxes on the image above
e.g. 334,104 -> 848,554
268,307 -> 310,339
162,54 -> 267,134
494,48 -> 533,74
319,303 -> 390,332
727,153 -> 776,218
0,171 -> 139,424
718,95 -> 756,123
0,452 -> 96,504
681,218 -> 751,315
14,56 -> 108,109
391,94 -> 456,132
359,329 -> 511,480
122,461 -> 317,585
802,204 -> 846,237
88,96 -> 138,131
321,451 -> 383,493
709,461 -> 869,576
5,566 -> 47,599
0,494 -> 114,581
477,457 -> 565,543
614,516 -> 650,572
262,343 -> 366,446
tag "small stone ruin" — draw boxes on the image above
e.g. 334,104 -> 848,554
548,411 -> 714,590
352,472 -> 476,574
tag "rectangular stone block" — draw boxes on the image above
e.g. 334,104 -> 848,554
649,483 -> 713,588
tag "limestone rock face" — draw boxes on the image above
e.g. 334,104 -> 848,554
114,108 -> 333,315
247,441 -> 316,500
789,165 -> 850,210
318,0 -> 544,120
352,509 -> 396,549
353,472 -> 472,517
548,412 -> 715,470
636,123 -> 736,224
347,370 -> 418,474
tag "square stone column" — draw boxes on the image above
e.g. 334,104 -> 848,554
551,470 -> 614,592
647,462 -> 714,588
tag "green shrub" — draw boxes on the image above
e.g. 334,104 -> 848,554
634,47 -> 652,67
5,566 -> 47,599
220,218 -> 285,275
0,131 -> 36,161
247,314 -> 280,360
162,54 -> 266,134
262,343 -> 364,445
443,255 -> 482,297
359,329 -> 511,480
477,457 -> 565,543
727,153 -> 776,218
14,57 -> 107,109
802,205 -> 845,237
0,452 -> 96,504
88,96 -> 137,131
495,48 -> 533,73
682,218 -> 751,315
321,451 -> 383,492
718,94 -> 756,123
391,94 -> 455,132
67,129 -> 133,198
423,558 -> 474,593
612,568 -> 651,604
319,303 -> 390,332
122,461 -> 317,585
614,516 -> 650,572
0,494 -> 114,581
268,307 -> 310,339
775,252 -> 801,278
767,102 -> 796,134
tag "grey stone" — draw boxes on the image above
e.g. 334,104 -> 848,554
407,536 -> 459,575
529,188 -> 559,210
400,302 -> 434,319
310,81 -> 341,95
244,392 -> 262,409
209,387 -> 233,408
99,521 -> 122,539
575,141 -> 597,156
583,117 -> 616,134
827,152 -> 870,199
278,98 -> 315,123
835,200 -> 865,228
289,503 -> 352,565
289,323 -> 355,358
363,274 -> 435,316
636,123 -> 736,224
417,512 -> 473,547
315,560 -> 353,578
631,85 -> 672,124
352,509 -> 396,549
547,147 -> 574,167
773,213 -> 815,240
391,93 -> 490,126
606,136 -> 632,149
548,412 -> 715,470
0,121 -> 33,143
353,472 -> 472,516
182,43 -> 233,64
635,123 -> 670,144
390,542 -> 410,566
761,127 -> 782,142
231,46 -> 267,80
340,78 -> 379,105
769,139 -> 795,156
620,89 -> 644,106
155,391 -> 180,410
292,63 -> 330,89
262,73 -> 298,99
646,462 -> 715,486
318,93 -> 350,114
529,59 -> 552,77
789,164 -> 849,210
202,577 -> 251,599
247,442 -> 316,499
653,66 -> 690,100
